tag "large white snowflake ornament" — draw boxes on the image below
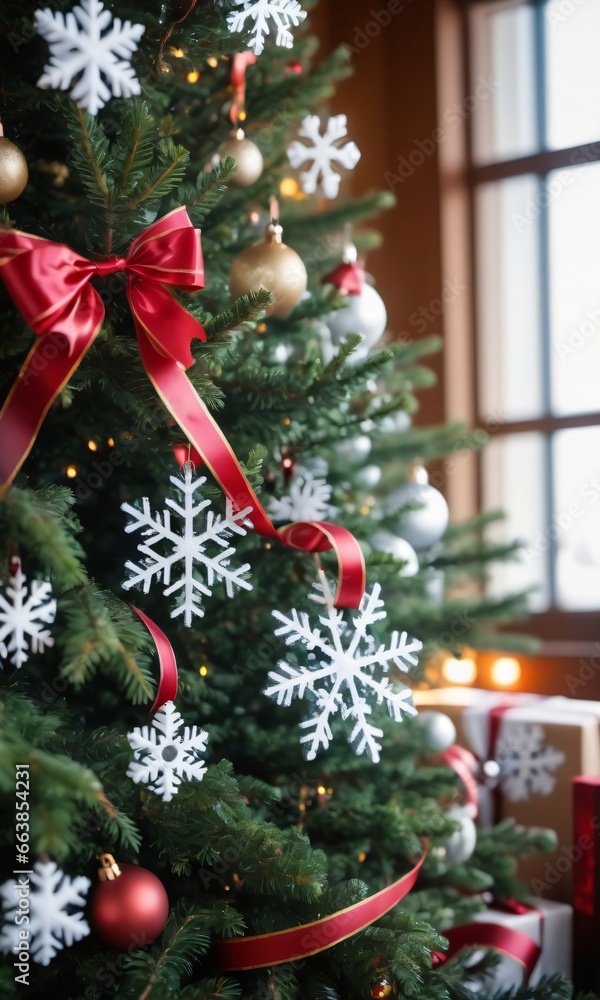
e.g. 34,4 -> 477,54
268,468 -> 333,523
496,723 -> 565,802
127,700 -> 209,803
227,0 -> 307,57
0,561 -> 56,669
121,464 -> 253,627
0,861 -> 91,966
265,573 -> 422,762
287,115 -> 361,199
35,0 -> 145,116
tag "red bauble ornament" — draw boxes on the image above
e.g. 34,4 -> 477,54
89,855 -> 169,951
287,60 -> 303,75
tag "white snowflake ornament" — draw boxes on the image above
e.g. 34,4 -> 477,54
0,561 -> 56,669
268,468 -> 333,523
265,572 -> 422,762
127,700 -> 209,802
496,722 -> 565,802
35,0 -> 145,116
287,115 -> 361,199
121,464 -> 253,627
227,0 -> 307,57
0,861 -> 91,966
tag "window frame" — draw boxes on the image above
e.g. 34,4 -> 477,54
463,0 -> 600,641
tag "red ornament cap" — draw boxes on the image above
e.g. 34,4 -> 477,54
321,260 -> 365,296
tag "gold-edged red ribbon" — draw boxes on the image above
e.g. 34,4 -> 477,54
434,921 -> 541,980
437,744 -> 480,819
0,209 -> 365,607
131,605 -> 178,713
215,844 -> 428,970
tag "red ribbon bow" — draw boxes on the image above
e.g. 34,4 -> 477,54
0,209 -> 365,608
0,207 -> 205,488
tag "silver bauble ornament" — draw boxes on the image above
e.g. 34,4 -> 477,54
442,807 -> 477,864
326,282 -> 387,361
217,129 -> 263,187
357,464 -> 382,489
418,710 -> 457,752
334,434 -> 372,464
371,531 -> 419,577
424,568 -> 445,607
389,465 -> 449,550
230,222 -> 307,318
380,409 -> 412,433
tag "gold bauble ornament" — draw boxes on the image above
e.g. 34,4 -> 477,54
0,135 -> 28,204
229,221 -> 307,318
218,129 -> 263,187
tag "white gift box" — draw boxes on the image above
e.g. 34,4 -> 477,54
469,898 -> 572,990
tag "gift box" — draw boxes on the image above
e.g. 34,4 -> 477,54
415,690 -> 600,902
466,898 -> 572,991
572,776 -> 600,989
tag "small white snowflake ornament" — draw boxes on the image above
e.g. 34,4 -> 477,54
268,467 -> 333,523
287,115 -> 361,199
121,464 -> 253,627
227,0 -> 307,57
35,0 -> 145,116
127,700 -> 209,802
496,722 -> 565,802
265,572 -> 422,762
0,560 -> 56,669
0,861 -> 91,966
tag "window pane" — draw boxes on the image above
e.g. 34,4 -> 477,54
470,1 -> 538,164
546,0 -> 600,150
553,427 -> 600,610
476,177 -> 544,422
483,433 -> 550,611
548,161 -> 600,416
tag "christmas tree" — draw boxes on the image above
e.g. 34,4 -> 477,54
0,1 -> 569,998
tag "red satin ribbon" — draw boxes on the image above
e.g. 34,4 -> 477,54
230,52 -> 256,124
435,921 -> 541,981
0,211 -> 366,608
438,744 -> 479,819
322,260 -> 365,296
215,844 -> 428,971
131,605 -> 178,713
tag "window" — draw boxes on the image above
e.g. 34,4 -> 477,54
467,0 -> 600,637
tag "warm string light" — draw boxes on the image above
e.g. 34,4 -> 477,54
199,665 -> 208,677
87,439 -> 98,452
107,437 -> 115,447
491,656 -> 521,687
66,465 -> 77,478
186,70 -> 200,83
441,656 -> 477,686
280,177 -> 299,198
